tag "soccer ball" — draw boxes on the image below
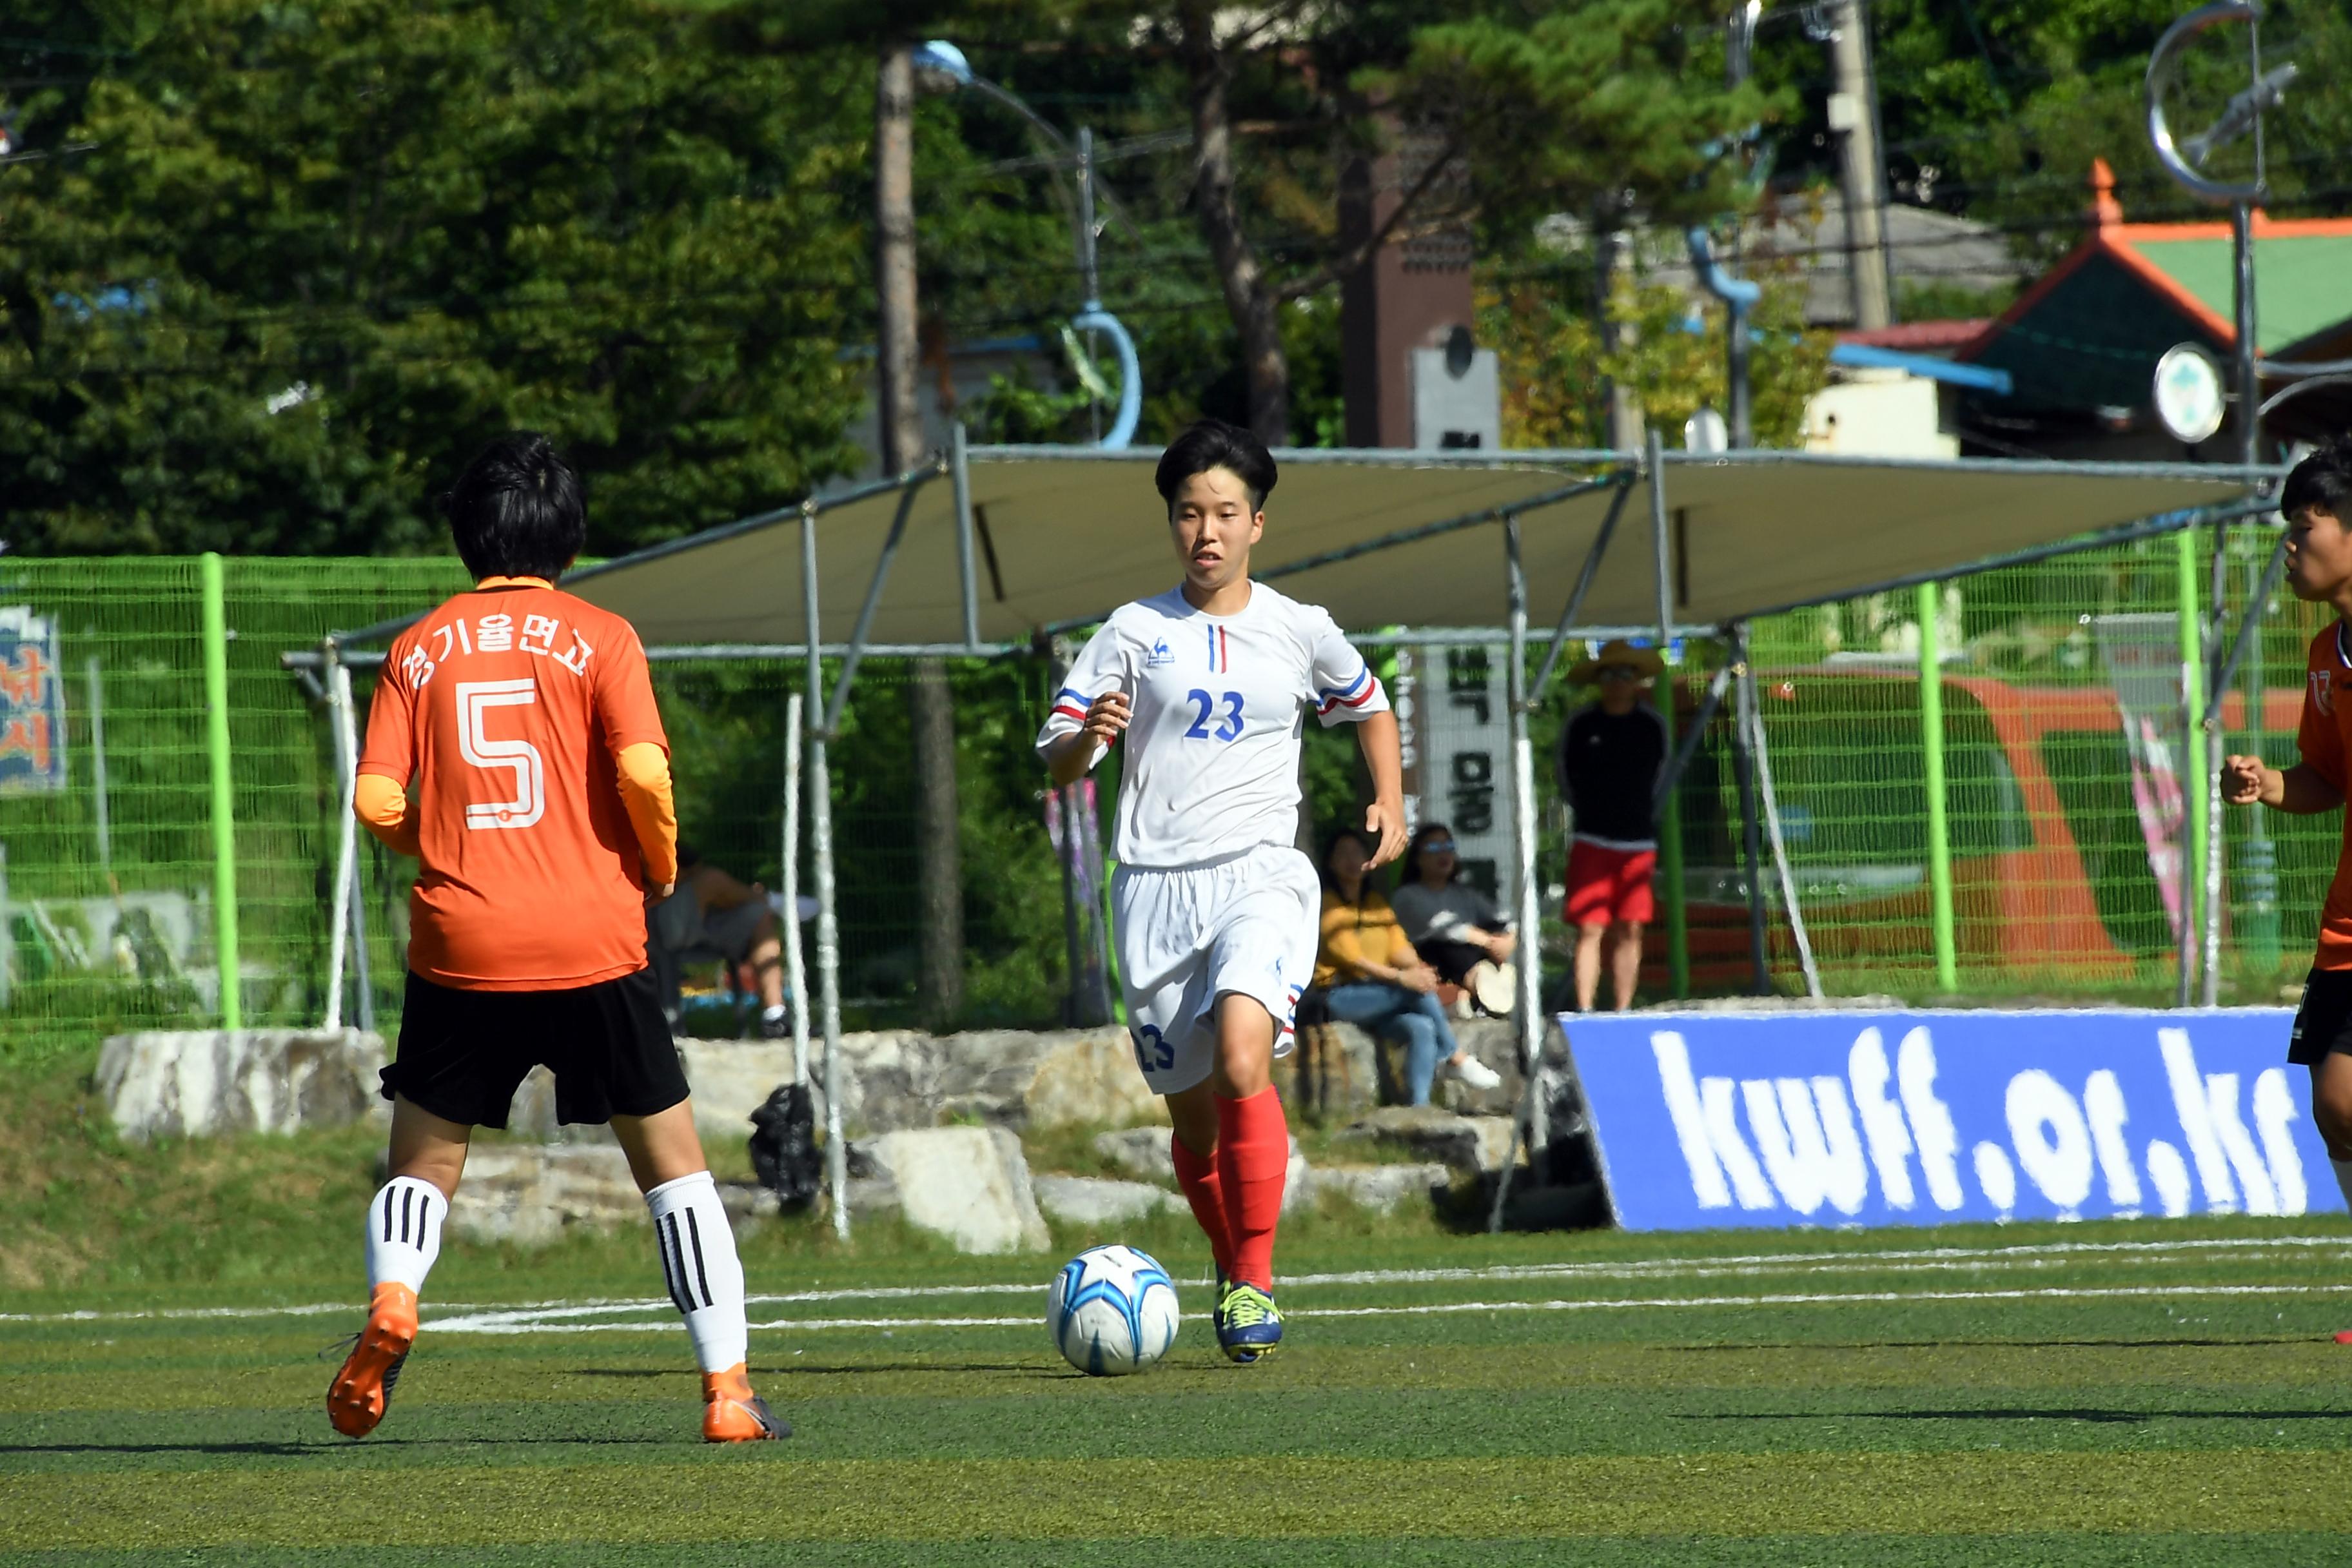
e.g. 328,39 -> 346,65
1046,1244 -> 1180,1376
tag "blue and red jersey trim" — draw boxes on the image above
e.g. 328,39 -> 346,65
1316,667 -> 1379,715
1206,625 -> 1232,674
1050,685 -> 1092,723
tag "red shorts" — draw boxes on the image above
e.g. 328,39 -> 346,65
1564,840 -> 1656,926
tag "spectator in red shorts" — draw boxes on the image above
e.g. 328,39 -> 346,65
1558,640 -> 1670,1011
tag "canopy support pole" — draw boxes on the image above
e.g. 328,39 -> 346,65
1728,623 -> 1771,995
952,423 -> 981,652
1654,662 -> 1734,815
824,468 -> 936,736
802,502 -> 849,1239
2175,530 -> 2206,1008
1745,658 -> 1822,999
322,640 -> 356,1032
1489,513 -> 1551,1234
1527,476 -> 1635,710
780,691 -> 810,1088
1648,429 -> 1674,647
2202,524 -> 2231,1006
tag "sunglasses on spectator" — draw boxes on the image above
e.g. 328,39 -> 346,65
1598,665 -> 1644,681
1422,839 -> 1457,854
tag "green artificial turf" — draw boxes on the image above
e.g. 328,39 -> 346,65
5,1219 -> 2352,1563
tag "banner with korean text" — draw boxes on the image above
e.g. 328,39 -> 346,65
1567,1009 -> 2335,1231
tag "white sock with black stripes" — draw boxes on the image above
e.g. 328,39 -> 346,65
2332,1159 -> 2352,1213
365,1177 -> 448,1296
643,1170 -> 749,1373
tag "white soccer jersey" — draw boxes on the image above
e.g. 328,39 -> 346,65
1034,582 -> 1391,868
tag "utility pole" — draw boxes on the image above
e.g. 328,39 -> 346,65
1827,0 -> 1892,329
1593,213 -> 1644,451
876,41 -> 965,1028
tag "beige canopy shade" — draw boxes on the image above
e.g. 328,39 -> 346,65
558,445 -> 2269,648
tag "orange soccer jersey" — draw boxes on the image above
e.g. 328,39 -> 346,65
358,581 -> 669,990
2297,621 -> 2352,970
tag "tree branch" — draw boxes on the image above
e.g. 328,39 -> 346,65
1272,131 -> 1467,304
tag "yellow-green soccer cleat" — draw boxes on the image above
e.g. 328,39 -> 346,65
1216,1280 -> 1283,1364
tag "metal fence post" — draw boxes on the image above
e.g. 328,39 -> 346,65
1917,582 -> 1959,992
780,691 -> 810,1088
201,553 -> 242,1032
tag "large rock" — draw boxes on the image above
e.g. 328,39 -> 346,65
1034,1174 -> 1184,1227
1337,1106 -> 1518,1173
596,1028 -> 1168,1148
1311,1162 -> 1453,1213
97,1028 -> 384,1141
443,1144 -> 768,1248
859,1126 -> 1050,1254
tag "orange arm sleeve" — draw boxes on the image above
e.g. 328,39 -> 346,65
617,741 -> 678,886
353,772 -> 420,859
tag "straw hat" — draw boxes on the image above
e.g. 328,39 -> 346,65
1565,638 -> 1666,687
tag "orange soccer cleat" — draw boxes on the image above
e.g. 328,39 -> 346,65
701,1364 -> 789,1443
326,1282 -> 419,1440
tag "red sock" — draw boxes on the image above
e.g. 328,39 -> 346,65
1170,1133 -> 1235,1277
1214,1088 -> 1289,1292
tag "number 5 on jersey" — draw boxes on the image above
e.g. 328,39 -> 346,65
456,678 -> 545,829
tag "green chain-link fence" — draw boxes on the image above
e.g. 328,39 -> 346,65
0,533 -> 2323,1064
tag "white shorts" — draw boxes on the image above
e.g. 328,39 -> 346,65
1111,844 -> 1321,1097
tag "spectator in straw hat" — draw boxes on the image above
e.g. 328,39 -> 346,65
1558,639 -> 1670,1012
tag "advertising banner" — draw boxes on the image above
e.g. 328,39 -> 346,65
1569,1008 -> 2334,1231
1396,643 -> 1515,904
0,607 -> 65,793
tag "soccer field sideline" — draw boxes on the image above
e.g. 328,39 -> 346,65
11,1231 -> 2352,1337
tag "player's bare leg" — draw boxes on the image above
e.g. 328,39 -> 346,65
1574,922 -> 1607,1012
1608,919 -> 1643,1012
612,1100 -> 785,1440
2306,1054 -> 2352,1346
328,1096 -> 469,1438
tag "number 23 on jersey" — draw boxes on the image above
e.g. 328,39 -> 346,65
1182,689 -> 1244,741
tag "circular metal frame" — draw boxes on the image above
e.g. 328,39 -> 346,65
2146,1 -> 2264,204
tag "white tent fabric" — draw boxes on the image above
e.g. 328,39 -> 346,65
560,446 -> 2263,646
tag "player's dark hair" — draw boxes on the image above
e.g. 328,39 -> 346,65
440,431 -> 586,581
2282,438 -> 2352,522
1155,418 -> 1278,514
1320,825 -> 1380,902
1404,822 -> 1460,885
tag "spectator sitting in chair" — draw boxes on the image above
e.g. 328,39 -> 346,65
1558,639 -> 1671,1012
1389,822 -> 1518,1019
649,844 -> 790,1038
1315,827 -> 1504,1106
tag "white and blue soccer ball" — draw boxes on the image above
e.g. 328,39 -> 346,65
1047,1244 -> 1180,1376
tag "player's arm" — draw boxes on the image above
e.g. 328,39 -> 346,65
1037,622 -> 1133,787
1354,710 -> 1406,869
353,656 -> 422,858
2224,756 -> 2342,814
1309,619 -> 1404,866
1044,692 -> 1130,787
616,743 -> 678,896
594,624 -> 679,896
353,773 -> 422,859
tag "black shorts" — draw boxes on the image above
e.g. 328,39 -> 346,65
2288,968 -> 2352,1066
382,968 -> 688,1130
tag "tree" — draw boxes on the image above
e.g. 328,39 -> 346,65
1748,0 -> 2351,266
0,0 -> 871,556
1144,0 -> 1770,443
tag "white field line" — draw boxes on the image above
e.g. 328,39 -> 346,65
424,1281 -> 2352,1337
6,1232 -> 2347,1330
